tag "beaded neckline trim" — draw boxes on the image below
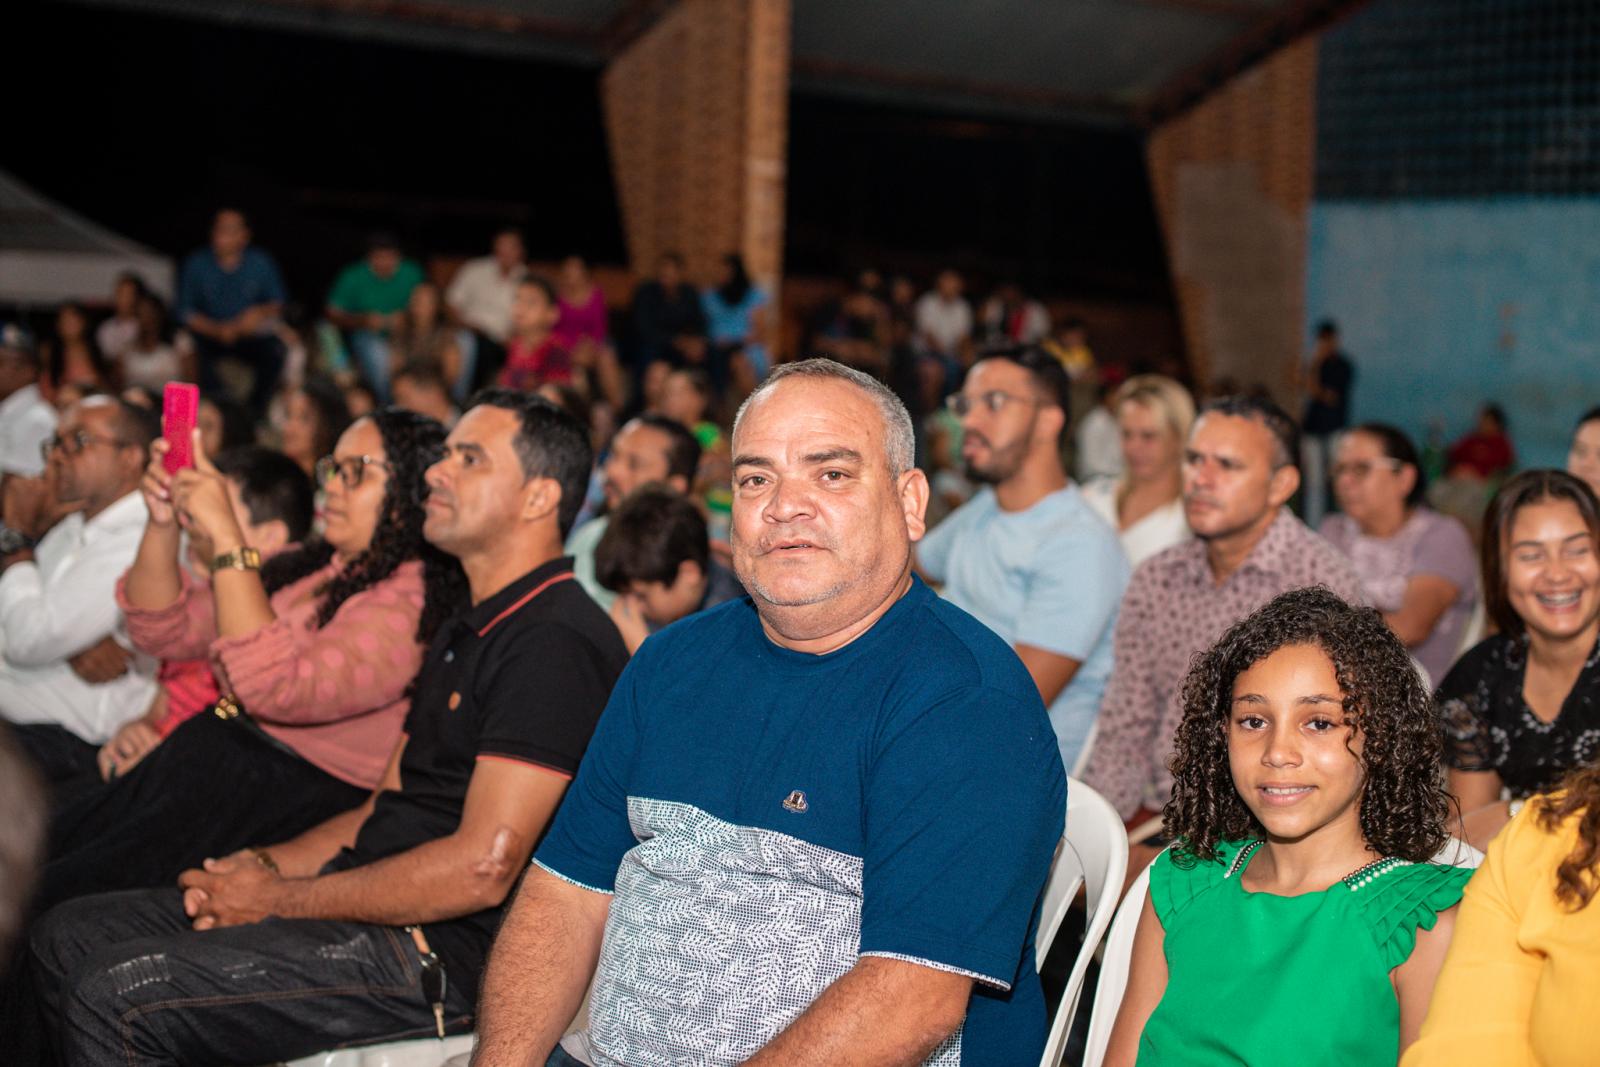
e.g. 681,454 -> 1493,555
1341,855 -> 1413,890
1224,841 -> 1412,890
1224,840 -> 1262,878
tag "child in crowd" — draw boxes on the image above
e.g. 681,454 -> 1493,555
1105,587 -> 1470,1067
391,359 -> 460,426
659,367 -> 732,539
498,276 -> 570,392
592,484 -> 745,653
94,446 -> 312,781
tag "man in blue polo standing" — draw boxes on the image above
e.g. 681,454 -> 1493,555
175,208 -> 288,417
470,358 -> 1066,1066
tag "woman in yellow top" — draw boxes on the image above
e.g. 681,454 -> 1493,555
1403,760 -> 1600,1067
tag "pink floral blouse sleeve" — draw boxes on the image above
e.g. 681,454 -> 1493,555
117,568 -> 218,662
210,561 -> 426,726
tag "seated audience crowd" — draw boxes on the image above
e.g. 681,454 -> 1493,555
0,210 -> 1596,1067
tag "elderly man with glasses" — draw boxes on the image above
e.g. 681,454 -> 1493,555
1,395 -> 160,785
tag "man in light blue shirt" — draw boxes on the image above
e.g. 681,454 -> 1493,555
917,346 -> 1129,774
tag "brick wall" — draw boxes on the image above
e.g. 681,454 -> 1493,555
601,0 -> 790,290
1146,37 -> 1318,402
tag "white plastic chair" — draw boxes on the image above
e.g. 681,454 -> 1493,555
1080,862 -> 1150,1067
1037,779 -> 1129,1067
285,786 -> 1129,1067
1454,598 -> 1487,661
1079,836 -> 1483,1067
281,1033 -> 474,1067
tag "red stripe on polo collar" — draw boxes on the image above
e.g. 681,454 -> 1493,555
476,572 -> 575,638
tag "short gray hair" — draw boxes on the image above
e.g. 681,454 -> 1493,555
732,358 -> 916,477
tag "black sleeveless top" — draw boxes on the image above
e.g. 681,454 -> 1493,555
1436,633 -> 1600,797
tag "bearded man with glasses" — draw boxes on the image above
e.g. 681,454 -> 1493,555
1,396 -> 160,786
915,346 -> 1129,776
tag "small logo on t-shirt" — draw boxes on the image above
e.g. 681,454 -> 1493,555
781,790 -> 809,813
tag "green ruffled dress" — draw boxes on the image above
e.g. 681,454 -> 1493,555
1137,839 -> 1472,1066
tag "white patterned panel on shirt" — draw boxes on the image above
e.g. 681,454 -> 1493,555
584,797 -> 961,1066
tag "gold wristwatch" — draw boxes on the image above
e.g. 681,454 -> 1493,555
211,546 -> 262,573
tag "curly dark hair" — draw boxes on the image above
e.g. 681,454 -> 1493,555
1536,759 -> 1600,911
1164,586 -> 1451,865
260,407 -> 467,645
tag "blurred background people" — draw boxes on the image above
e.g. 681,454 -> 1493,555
177,209 -> 288,417
1080,374 -> 1195,567
325,232 -> 423,404
445,227 -> 526,389
1321,423 -> 1479,685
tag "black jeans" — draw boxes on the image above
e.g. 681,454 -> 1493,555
195,333 -> 286,417
26,889 -> 476,1066
10,722 -> 99,786
34,713 -> 364,916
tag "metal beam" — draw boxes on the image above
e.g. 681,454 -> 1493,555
791,55 -> 1132,129
600,0 -> 678,54
1133,0 -> 1281,18
1139,0 -> 1372,127
50,0 -> 607,64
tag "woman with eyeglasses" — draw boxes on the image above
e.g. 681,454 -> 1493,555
31,407 -> 468,912
1437,471 -> 1600,852
1320,423 -> 1479,686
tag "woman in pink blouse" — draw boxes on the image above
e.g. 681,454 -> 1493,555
35,407 -> 467,910
555,254 -> 625,408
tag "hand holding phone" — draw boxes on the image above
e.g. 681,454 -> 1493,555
162,383 -> 201,475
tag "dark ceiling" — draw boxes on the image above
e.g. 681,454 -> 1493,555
55,0 -> 1358,126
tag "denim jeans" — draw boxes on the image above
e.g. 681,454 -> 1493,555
24,888 -> 477,1066
348,329 -> 395,403
547,1044 -> 588,1066
10,722 -> 99,786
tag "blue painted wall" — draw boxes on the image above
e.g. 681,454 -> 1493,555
1305,198 -> 1600,470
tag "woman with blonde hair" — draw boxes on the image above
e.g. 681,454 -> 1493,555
1080,373 -> 1195,566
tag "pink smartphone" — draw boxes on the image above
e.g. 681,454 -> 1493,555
162,382 -> 201,475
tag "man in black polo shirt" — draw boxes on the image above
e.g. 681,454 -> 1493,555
20,390 -> 626,1066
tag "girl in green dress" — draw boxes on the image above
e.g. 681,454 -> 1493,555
1105,587 -> 1471,1067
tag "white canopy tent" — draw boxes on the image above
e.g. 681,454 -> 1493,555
0,169 -> 173,308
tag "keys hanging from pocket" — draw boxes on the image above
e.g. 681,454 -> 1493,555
419,949 -> 447,1038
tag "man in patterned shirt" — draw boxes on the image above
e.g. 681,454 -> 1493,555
1080,395 -> 1362,882
473,358 -> 1066,1066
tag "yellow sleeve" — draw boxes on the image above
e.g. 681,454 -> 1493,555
1400,810 -> 1548,1067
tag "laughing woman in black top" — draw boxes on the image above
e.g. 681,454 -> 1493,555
1438,470 -> 1600,849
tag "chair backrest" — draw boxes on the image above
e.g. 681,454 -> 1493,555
1037,779 -> 1129,1067
1079,863 -> 1149,1067
1079,834 -> 1484,1067
1431,835 -> 1484,869
283,1032 -> 476,1067
1454,597 -> 1487,661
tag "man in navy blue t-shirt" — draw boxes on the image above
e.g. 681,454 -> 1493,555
474,358 -> 1067,1067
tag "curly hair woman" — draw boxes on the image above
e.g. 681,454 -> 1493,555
1105,586 -> 1471,1067
34,407 -> 468,913
1403,757 -> 1600,1067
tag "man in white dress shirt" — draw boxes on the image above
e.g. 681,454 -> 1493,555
0,396 -> 159,784
446,228 -> 527,387
0,326 -> 58,483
